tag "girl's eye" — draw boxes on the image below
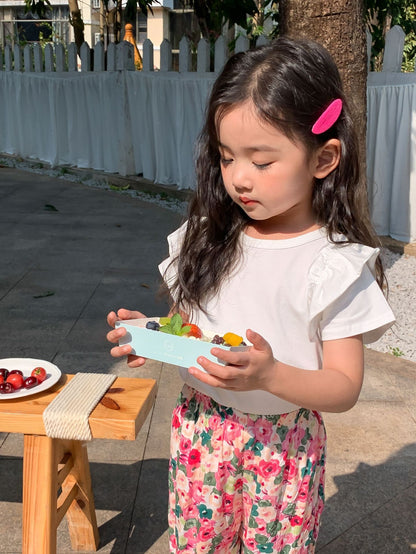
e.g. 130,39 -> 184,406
254,162 -> 272,170
220,157 -> 233,166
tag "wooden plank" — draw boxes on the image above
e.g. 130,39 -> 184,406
61,440 -> 99,551
0,376 -> 157,440
22,435 -> 59,554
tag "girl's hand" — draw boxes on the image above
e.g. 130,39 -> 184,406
189,329 -> 277,392
106,308 -> 147,368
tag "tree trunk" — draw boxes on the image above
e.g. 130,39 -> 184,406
68,0 -> 85,52
279,0 -> 367,168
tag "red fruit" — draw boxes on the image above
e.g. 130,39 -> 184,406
0,382 -> 14,394
182,323 -> 202,339
0,368 -> 9,380
31,367 -> 47,384
9,369 -> 23,376
0,376 -> 3,385
6,373 -> 24,390
24,376 -> 39,389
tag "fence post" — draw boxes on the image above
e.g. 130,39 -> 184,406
13,45 -> 22,71
142,38 -> 154,71
160,38 -> 172,71
80,42 -> 91,71
33,43 -> 43,72
57,43 -> 68,71
4,45 -> 12,71
235,35 -> 249,54
24,44 -> 33,72
383,25 -> 405,72
0,47 -> 3,71
256,35 -> 269,47
67,43 -> 77,71
94,41 -> 105,71
214,35 -> 227,72
107,42 -> 116,70
197,37 -> 210,72
44,43 -> 54,72
116,41 -> 134,70
179,35 -> 191,72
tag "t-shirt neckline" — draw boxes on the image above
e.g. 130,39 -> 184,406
242,227 -> 325,249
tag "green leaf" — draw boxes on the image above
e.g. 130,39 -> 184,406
159,325 -> 174,335
110,184 -> 130,191
170,313 -> 183,334
178,325 -> 191,336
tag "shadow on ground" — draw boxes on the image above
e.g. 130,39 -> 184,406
317,443 -> 416,553
0,456 -> 170,553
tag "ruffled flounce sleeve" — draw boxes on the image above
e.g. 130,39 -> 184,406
307,241 -> 395,343
158,221 -> 188,291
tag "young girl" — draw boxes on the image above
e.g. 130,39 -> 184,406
107,37 -> 395,553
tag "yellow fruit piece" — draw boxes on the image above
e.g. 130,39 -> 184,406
159,317 -> 171,325
223,332 -> 243,347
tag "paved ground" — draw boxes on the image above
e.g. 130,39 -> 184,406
0,166 -> 415,553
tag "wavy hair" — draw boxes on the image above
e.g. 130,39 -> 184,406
168,36 -> 385,315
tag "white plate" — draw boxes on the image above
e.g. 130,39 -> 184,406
0,358 -> 62,400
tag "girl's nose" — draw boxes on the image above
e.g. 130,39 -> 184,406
232,161 -> 252,191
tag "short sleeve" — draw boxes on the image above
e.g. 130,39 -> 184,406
158,221 -> 188,291
307,242 -> 395,344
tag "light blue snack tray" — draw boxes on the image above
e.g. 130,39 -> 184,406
116,317 -> 248,371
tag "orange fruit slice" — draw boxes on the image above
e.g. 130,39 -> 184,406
223,332 -> 243,347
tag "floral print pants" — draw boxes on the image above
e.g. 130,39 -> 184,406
168,385 -> 326,554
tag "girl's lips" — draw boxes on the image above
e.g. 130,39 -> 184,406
239,196 -> 257,205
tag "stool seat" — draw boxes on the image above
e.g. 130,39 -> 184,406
0,374 -> 157,554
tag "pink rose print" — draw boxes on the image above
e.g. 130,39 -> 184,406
197,520 -> 216,542
188,448 -> 201,466
258,458 -> 281,479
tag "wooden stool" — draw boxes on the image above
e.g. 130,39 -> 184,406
0,374 -> 157,554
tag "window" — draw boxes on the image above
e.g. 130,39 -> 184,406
92,0 -> 100,9
136,11 -> 147,43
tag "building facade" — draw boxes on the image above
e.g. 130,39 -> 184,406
0,0 -> 198,68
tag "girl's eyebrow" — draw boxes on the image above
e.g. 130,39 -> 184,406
218,142 -> 278,153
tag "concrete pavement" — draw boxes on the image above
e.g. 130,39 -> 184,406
0,166 -> 415,553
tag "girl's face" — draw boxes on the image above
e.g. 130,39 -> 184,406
218,101 -> 320,238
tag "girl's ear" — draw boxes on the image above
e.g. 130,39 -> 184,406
313,139 -> 341,179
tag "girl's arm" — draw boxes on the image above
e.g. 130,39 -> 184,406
190,330 -> 364,413
266,335 -> 364,412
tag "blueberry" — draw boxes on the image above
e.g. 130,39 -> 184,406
146,321 -> 160,331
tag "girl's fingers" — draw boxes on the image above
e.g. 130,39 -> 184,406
106,326 -> 127,344
117,309 -> 146,320
195,356 -> 240,378
107,311 -> 119,328
126,355 -> 147,367
110,344 -> 132,358
189,366 -> 231,388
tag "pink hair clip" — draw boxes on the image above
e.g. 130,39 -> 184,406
311,98 -> 343,135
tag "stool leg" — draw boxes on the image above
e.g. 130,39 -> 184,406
60,440 -> 99,551
22,435 -> 59,554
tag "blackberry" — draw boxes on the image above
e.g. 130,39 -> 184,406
146,320 -> 160,331
211,334 -> 224,345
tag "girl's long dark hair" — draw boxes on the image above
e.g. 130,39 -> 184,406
168,36 -> 385,315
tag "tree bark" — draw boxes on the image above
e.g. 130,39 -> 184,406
68,0 -> 85,52
279,0 -> 367,168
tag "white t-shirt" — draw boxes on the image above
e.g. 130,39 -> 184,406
159,224 -> 395,415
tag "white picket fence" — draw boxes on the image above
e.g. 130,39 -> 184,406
0,34 -> 269,73
0,25 -> 411,73
0,26 -> 415,241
